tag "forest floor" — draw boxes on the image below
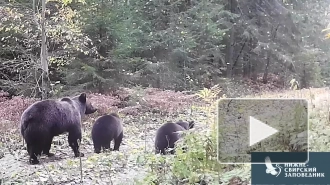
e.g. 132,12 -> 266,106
0,87 -> 330,184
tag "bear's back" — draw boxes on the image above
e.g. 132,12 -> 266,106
156,122 -> 185,135
20,98 -> 81,136
154,122 -> 187,154
175,121 -> 189,130
155,122 -> 186,143
175,120 -> 195,130
92,114 -> 123,138
21,100 -> 58,122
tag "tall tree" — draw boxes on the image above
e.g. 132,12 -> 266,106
225,0 -> 238,78
40,0 -> 49,99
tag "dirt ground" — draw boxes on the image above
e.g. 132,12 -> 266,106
1,87 -> 330,184
0,88 -> 208,184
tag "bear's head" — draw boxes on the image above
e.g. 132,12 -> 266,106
176,120 -> 195,130
73,93 -> 97,115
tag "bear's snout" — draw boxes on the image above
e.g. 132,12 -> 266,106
86,103 -> 97,114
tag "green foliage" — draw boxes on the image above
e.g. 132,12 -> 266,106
289,78 -> 299,90
134,86 -> 248,184
2,0 -> 330,96
63,0 -> 233,91
136,131 -> 223,184
293,49 -> 324,88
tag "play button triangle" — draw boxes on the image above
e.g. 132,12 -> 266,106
249,116 -> 278,147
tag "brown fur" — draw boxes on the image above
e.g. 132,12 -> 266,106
20,93 -> 97,165
92,113 -> 123,153
154,121 -> 194,155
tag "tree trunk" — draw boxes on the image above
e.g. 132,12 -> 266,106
98,25 -> 107,57
40,0 -> 49,100
33,0 -> 35,13
262,24 -> 279,84
243,39 -> 255,79
242,44 -> 250,78
225,0 -> 237,78
300,63 -> 307,89
263,56 -> 271,84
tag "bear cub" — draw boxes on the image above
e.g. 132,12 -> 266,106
20,93 -> 97,165
154,120 -> 194,155
92,113 -> 124,153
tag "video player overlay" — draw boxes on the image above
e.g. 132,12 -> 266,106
217,98 -> 308,164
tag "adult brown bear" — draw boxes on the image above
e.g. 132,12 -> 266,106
91,113 -> 123,153
154,120 -> 194,155
20,93 -> 97,165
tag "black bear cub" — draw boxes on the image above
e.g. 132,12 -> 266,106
92,113 -> 124,153
20,93 -> 97,165
154,120 -> 194,155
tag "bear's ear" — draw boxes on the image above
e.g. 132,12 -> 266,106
188,121 -> 195,129
78,93 -> 87,103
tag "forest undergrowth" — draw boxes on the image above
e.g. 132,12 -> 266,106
0,87 -> 329,185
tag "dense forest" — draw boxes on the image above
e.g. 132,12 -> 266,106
1,0 -> 330,98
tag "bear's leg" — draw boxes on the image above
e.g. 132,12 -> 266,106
93,141 -> 102,154
28,143 -> 42,165
42,136 -> 55,157
68,128 -> 84,157
102,139 -> 111,151
155,145 -> 166,155
160,148 -> 166,155
167,139 -> 176,155
113,132 -> 123,151
155,148 -> 165,155
26,143 -> 30,153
